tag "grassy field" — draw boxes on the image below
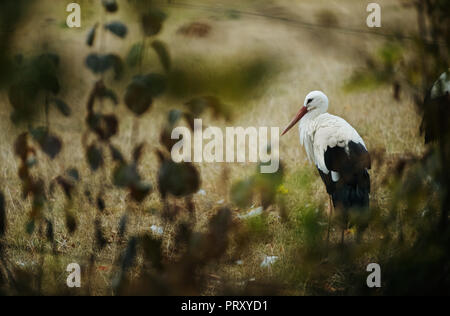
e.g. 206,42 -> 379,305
0,0 -> 425,295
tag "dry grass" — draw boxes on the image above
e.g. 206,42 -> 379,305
0,0 -> 424,295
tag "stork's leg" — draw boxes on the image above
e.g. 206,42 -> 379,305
326,195 -> 333,247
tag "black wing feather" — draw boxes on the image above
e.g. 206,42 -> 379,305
319,141 -> 370,211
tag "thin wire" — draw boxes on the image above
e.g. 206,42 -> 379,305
159,0 -> 441,44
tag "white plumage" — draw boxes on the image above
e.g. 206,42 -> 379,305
430,70 -> 450,99
300,113 -> 366,175
294,91 -> 367,176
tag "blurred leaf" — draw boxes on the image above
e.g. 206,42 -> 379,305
86,24 -> 98,46
85,54 -> 123,79
254,162 -> 283,208
113,161 -> 152,202
26,219 -> 35,235
133,143 -> 145,163
86,53 -> 112,74
160,110 -> 183,151
87,113 -> 118,140
8,53 -> 62,124
113,163 -> 140,188
98,88 -> 119,105
142,9 -> 166,36
97,195 -> 106,212
185,96 -> 231,121
109,145 -> 125,163
56,176 -> 74,199
124,73 -> 166,115
102,0 -> 118,13
130,181 -> 152,202
108,54 -> 124,80
124,77 -> 152,115
35,53 -> 60,94
231,179 -> 254,209
67,168 -> 80,182
14,133 -> 29,161
118,214 -> 128,238
45,218 -> 54,243
104,21 -> 128,38
126,42 -> 144,68
121,236 -> 138,271
29,127 -> 62,159
110,144 -> 125,163
168,109 -> 182,125
244,213 -> 270,242
65,212 -> 77,234
158,155 -> 200,198
95,219 -> 107,249
151,40 -> 171,71
86,144 -> 104,171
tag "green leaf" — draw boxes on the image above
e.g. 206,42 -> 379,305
142,9 -> 166,36
113,163 -> 140,188
29,127 -> 62,159
230,179 -> 254,208
86,53 -> 112,73
87,113 -> 118,140
124,77 -> 153,116
86,24 -> 98,46
104,21 -> 128,38
86,144 -> 104,171
98,88 -> 119,105
143,73 -> 167,97
109,145 -> 125,163
151,40 -> 171,71
157,158 -> 200,198
26,219 -> 35,235
130,181 -> 152,202
126,42 -> 144,68
85,54 -> 123,79
66,168 -> 80,181
168,109 -> 182,125
124,73 -> 166,115
65,212 -> 77,234
102,0 -> 118,13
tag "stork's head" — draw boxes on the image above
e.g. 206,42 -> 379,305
281,91 -> 329,136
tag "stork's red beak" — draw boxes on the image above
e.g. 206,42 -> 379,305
281,106 -> 307,136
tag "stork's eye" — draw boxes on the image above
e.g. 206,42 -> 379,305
307,98 -> 313,104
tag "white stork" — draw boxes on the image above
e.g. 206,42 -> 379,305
281,91 -> 371,243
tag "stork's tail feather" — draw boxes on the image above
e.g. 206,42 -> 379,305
332,169 -> 370,211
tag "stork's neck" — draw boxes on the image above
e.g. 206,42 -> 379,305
300,108 -> 326,127
298,109 -> 325,164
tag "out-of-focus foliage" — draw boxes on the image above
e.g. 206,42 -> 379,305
335,0 -> 450,295
231,162 -> 284,210
8,53 -> 69,124
0,0 -> 28,87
